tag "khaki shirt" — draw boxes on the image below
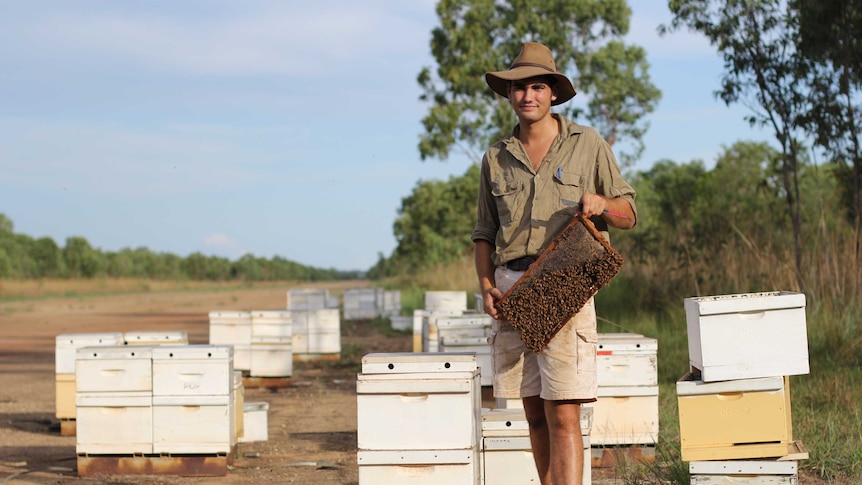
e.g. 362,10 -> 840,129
472,114 -> 637,267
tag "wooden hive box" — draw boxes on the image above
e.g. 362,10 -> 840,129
495,214 -> 624,353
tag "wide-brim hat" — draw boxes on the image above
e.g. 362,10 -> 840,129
485,42 -> 576,106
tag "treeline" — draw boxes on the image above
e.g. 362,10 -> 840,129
374,140 -> 860,313
0,215 -> 361,281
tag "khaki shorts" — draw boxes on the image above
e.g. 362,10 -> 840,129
491,265 -> 598,401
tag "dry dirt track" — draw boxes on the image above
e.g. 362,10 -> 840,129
0,282 -> 720,484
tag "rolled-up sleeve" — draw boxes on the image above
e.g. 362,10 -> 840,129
472,152 -> 499,244
595,138 -> 638,222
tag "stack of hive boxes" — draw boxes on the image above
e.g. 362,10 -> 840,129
356,352 -> 483,484
343,288 -> 402,321
75,344 -> 239,456
679,291 -> 809,483
208,310 -> 293,377
55,332 -> 124,434
413,291 -> 469,353
587,332 -> 659,464
435,314 -> 494,387
286,288 -> 339,311
480,406 -> 593,484
288,308 -> 340,360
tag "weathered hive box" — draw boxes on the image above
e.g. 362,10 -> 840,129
123,330 -> 188,346
343,287 -> 383,320
286,288 -> 334,310
358,448 -> 480,485
55,373 -> 77,419
151,345 -> 233,397
290,308 -> 340,354
439,337 -> 492,386
233,370 -> 244,442
588,385 -> 659,446
76,346 -> 153,393
152,394 -> 233,454
425,291 -> 468,312
481,406 -> 593,438
238,401 -> 269,443
597,333 -> 658,387
250,310 -> 293,339
357,353 -> 481,451
435,315 -> 493,339
413,309 -> 464,352
481,436 -> 590,485
56,332 -> 124,374
381,290 -> 402,318
684,291 -> 809,382
250,335 -> 292,377
357,370 -> 481,450
390,315 -> 413,332
677,372 -> 795,461
75,391 -> 153,454
208,310 -> 252,346
689,460 -> 799,485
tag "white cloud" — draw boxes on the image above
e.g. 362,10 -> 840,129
204,233 -> 237,248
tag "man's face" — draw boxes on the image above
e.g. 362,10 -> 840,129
507,76 -> 557,123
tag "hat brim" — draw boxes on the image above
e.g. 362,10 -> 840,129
486,66 -> 576,106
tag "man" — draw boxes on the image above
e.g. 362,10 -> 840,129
472,41 -> 637,484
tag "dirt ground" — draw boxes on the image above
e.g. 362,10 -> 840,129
0,283 -> 824,485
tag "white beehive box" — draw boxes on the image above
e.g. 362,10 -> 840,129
56,332 -> 124,374
75,346 -> 153,393
208,310 -> 252,346
677,372 -> 793,461
151,345 -> 233,397
251,310 -> 293,338
250,336 -> 292,377
343,288 -> 382,320
412,309 -> 464,352
425,291 -> 468,312
597,333 -> 658,387
233,344 -> 252,372
290,309 -> 340,354
435,315 -> 493,339
358,448 -> 480,485
286,288 -> 331,310
152,394 -> 233,454
381,290 -> 401,318
439,337 -> 492,386
390,315 -> 413,332
689,459 -> 799,484
75,391 -> 153,454
684,291 -> 809,382
361,352 -> 478,374
124,330 -> 188,346
481,408 -> 530,437
357,370 -> 481,450
238,401 -> 269,443
481,436 -> 591,485
587,385 -> 659,446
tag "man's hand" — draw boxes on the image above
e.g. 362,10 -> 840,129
483,287 -> 503,319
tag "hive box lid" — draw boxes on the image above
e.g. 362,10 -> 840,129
597,334 -> 657,353
208,310 -> 251,323
56,332 -> 124,348
356,371 -> 478,394
434,315 -> 492,329
689,459 -> 798,475
676,371 -> 784,396
124,330 -> 188,344
440,336 -> 490,346
76,345 -> 153,360
361,352 -> 478,374
684,291 -> 805,316
151,345 -> 233,360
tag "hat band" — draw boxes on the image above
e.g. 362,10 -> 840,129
510,61 -> 555,72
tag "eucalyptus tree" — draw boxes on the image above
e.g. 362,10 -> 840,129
662,0 -> 809,289
793,0 -> 862,291
417,0 -> 661,168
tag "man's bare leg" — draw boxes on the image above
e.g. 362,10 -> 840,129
523,395 -> 551,484
545,399 -> 584,484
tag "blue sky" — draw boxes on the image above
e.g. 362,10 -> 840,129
0,1 -> 769,271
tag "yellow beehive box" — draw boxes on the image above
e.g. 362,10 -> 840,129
55,373 -> 76,419
677,371 -> 793,461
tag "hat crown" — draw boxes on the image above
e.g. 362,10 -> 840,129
510,42 -> 557,74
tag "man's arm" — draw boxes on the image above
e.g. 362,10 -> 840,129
578,193 -> 636,230
475,239 -> 502,319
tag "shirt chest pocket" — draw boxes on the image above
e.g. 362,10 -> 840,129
554,170 -> 586,202
491,180 -> 523,227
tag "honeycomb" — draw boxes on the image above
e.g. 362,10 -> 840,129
495,214 -> 624,353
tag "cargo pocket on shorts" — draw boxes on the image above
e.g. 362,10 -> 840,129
575,328 -> 598,375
